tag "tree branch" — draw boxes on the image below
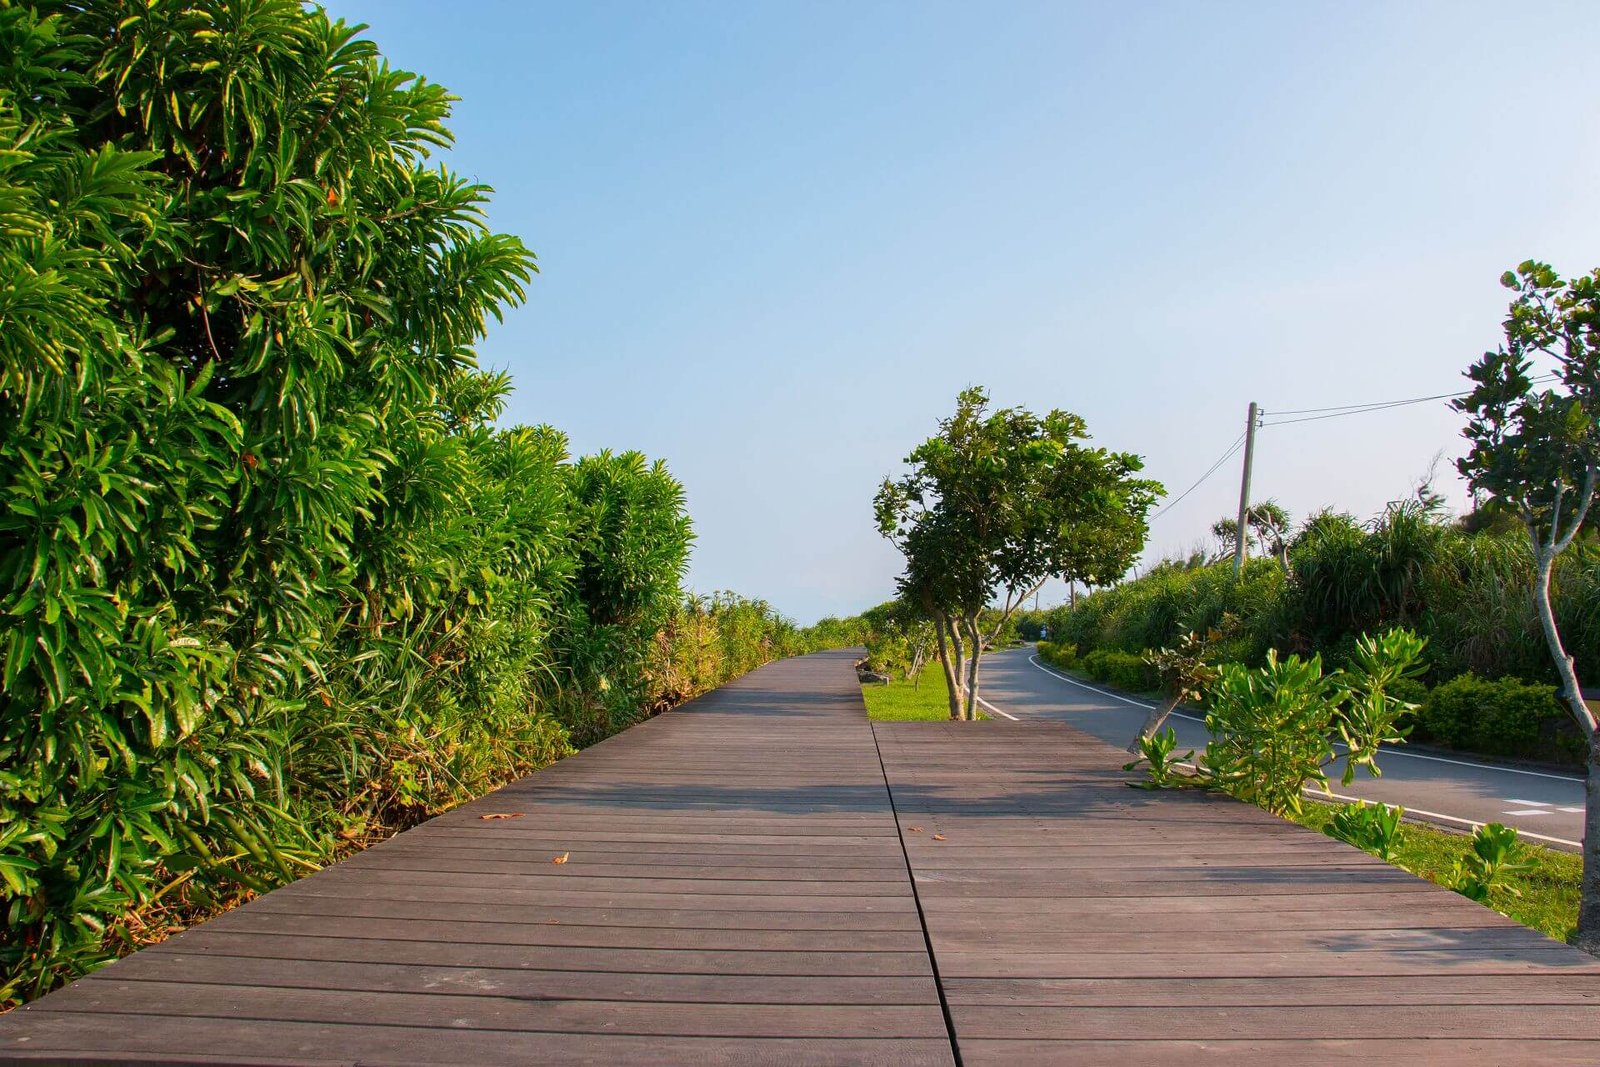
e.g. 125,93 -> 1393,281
1554,460 -> 1598,555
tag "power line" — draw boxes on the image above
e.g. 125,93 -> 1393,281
1262,373 -> 1562,426
1150,372 -> 1564,525
1149,432 -> 1245,522
1265,389 -> 1468,418
1261,397 -> 1455,426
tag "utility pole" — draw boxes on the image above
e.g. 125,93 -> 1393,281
1232,401 -> 1259,577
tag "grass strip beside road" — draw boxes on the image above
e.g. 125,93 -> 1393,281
1290,799 -> 1581,943
862,670 -> 988,721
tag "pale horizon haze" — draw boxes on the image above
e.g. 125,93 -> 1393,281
328,1 -> 1600,623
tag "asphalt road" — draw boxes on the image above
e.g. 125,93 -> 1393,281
974,646 -> 1588,851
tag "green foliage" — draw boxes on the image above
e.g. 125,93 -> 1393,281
1122,727 -> 1194,789
1420,673 -> 1570,760
1080,649 -> 1160,692
1452,823 -> 1534,902
1145,620 -> 1235,703
1455,263 -> 1600,580
1291,801 -> 1579,942
0,3 -> 804,1008
1324,800 -> 1405,862
1454,261 -> 1600,950
1200,630 -> 1425,816
860,670 -> 972,721
1036,640 -> 1077,670
645,592 -> 825,712
860,599 -> 936,682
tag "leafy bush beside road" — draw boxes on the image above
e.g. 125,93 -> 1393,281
1418,673 -> 1578,762
1079,649 -> 1161,693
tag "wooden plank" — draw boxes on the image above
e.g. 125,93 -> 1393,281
36,981 -> 950,1039
103,953 -> 942,1005
941,974 -> 1600,1006
953,1039 -> 1600,1067
0,1012 -> 953,1067
950,1003 -> 1600,1040
199,909 -> 929,952
242,895 -> 926,930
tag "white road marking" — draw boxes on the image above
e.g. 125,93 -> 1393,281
1024,654 -> 1585,783
975,696 -> 1018,721
1503,810 -> 1553,817
1318,788 -> 1582,849
1505,799 -> 1551,808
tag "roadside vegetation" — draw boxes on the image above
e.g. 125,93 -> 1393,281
1293,800 -> 1580,943
1024,505 -> 1596,765
1073,261 -> 1600,951
1114,621 -> 1583,941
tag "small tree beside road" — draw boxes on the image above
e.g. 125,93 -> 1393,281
1455,261 -> 1600,952
874,387 -> 1161,720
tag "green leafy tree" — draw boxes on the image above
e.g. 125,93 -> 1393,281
874,387 -> 1161,720
1455,261 -> 1600,951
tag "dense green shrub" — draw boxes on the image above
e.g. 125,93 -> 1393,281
1036,640 -> 1077,670
1200,630 -> 1426,816
1080,649 -> 1160,692
1419,674 -> 1569,760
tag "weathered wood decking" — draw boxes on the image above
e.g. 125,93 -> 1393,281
4,650 -> 1600,1065
0,651 -> 952,1066
876,721 -> 1600,1064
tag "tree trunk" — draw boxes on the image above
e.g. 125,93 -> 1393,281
962,615 -> 983,721
932,610 -> 964,721
1580,735 -> 1600,956
1533,549 -> 1600,954
1534,550 -> 1594,731
1128,691 -> 1183,754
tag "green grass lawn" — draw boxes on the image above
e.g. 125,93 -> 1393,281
1290,799 -> 1580,942
861,670 -> 988,721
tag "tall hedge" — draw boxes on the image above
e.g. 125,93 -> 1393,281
0,1 -> 808,1006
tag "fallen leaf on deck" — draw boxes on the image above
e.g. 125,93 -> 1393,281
479,812 -> 524,820
932,834 -> 946,841
906,826 -> 923,832
553,852 -> 570,864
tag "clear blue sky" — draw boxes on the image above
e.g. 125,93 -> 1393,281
329,1 -> 1600,623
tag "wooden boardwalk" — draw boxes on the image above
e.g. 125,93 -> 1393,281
876,721 -> 1600,1065
5,650 -> 1600,1065
0,651 -> 952,1066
